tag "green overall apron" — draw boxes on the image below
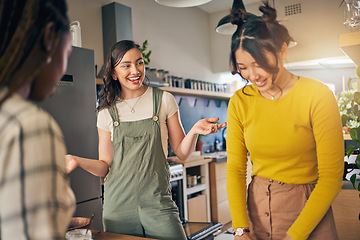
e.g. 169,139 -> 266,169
103,87 -> 187,240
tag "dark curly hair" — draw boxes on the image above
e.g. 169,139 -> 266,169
229,1 -> 294,92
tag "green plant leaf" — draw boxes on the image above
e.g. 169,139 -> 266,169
341,114 -> 348,126
356,155 -> 360,169
346,145 -> 356,157
350,174 -> 357,188
354,92 -> 360,105
358,183 -> 360,191
349,127 -> 360,142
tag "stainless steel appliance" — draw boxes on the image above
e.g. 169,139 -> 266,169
170,163 -> 185,220
37,47 -> 103,231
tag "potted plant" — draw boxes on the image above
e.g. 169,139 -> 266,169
337,67 -> 360,220
141,40 -> 152,65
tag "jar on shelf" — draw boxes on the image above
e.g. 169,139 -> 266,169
150,68 -> 158,78
178,77 -> 184,88
164,70 -> 169,82
157,69 -> 164,81
185,79 -> 191,89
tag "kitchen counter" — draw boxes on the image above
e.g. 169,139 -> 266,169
342,179 -> 360,189
167,154 -> 213,167
91,230 -> 156,240
203,151 -> 227,163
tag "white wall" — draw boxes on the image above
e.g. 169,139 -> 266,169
68,0 -> 227,83
67,0 -> 356,91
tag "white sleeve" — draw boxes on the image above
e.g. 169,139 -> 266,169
97,108 -> 112,132
162,91 -> 179,119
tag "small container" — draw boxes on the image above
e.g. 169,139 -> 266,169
149,68 -> 158,78
66,229 -> 92,240
178,77 -> 184,88
164,71 -> 169,82
157,69 -> 164,80
185,79 -> 191,89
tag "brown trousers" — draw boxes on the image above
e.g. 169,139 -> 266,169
247,176 -> 338,240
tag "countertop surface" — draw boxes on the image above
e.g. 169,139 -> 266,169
342,179 -> 360,189
91,230 -> 156,240
203,151 -> 227,163
167,151 -> 227,165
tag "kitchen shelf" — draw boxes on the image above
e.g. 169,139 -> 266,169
96,79 -> 233,99
168,156 -> 211,222
339,31 -> 360,66
159,86 -> 232,100
185,183 -> 206,195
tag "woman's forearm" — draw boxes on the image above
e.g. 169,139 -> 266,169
66,155 -> 109,177
173,128 -> 198,160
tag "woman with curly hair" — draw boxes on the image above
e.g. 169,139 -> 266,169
0,0 -> 75,239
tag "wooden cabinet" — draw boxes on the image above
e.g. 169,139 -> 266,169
209,161 -> 231,225
209,155 -> 252,226
339,31 -> 360,66
168,155 -> 212,222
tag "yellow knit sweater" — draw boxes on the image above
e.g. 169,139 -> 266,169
226,77 -> 344,240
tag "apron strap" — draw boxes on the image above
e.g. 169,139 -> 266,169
152,87 -> 163,118
108,104 -> 120,126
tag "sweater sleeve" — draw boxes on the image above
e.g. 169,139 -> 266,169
226,92 -> 250,229
287,84 -> 344,240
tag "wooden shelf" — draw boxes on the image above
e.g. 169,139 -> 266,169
185,183 -> 206,195
159,86 -> 232,100
96,79 -> 232,99
168,155 -> 211,221
339,31 -> 360,66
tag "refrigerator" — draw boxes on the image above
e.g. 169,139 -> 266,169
37,47 -> 103,231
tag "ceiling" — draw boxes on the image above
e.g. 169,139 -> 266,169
196,0 -> 261,14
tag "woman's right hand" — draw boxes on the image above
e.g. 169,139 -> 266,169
234,232 -> 254,240
65,154 -> 79,173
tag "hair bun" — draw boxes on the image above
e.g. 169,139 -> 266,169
230,9 -> 246,26
259,1 -> 277,22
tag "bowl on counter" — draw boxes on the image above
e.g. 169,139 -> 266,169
67,217 -> 91,231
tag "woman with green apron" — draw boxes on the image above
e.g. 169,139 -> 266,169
65,40 -> 226,239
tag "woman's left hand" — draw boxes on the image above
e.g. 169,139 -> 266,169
193,117 -> 226,135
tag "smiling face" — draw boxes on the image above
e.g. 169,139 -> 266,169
235,44 -> 287,93
112,48 -> 145,97
235,48 -> 278,92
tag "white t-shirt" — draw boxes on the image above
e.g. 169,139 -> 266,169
97,87 -> 179,157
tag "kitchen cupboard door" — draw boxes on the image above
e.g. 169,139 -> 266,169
209,161 -> 231,225
187,194 -> 208,222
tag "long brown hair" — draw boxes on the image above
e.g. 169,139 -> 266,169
0,0 -> 70,105
97,40 -> 142,111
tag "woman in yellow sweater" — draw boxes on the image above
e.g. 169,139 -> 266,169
226,1 -> 343,240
